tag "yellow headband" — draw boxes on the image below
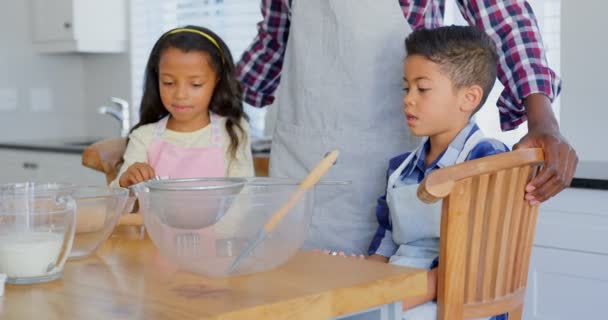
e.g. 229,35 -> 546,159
166,28 -> 225,64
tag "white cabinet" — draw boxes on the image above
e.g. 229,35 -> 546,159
30,0 -> 127,53
0,149 -> 105,186
524,247 -> 608,319
524,188 -> 608,319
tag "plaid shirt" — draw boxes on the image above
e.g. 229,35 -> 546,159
367,122 -> 510,257
236,0 -> 562,131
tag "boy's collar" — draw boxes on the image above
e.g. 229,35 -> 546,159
414,121 -> 480,171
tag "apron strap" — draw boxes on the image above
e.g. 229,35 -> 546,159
387,127 -> 486,191
153,116 -> 169,138
154,114 -> 222,147
387,137 -> 427,190
455,128 -> 486,163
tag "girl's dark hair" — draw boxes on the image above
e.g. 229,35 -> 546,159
133,25 -> 247,158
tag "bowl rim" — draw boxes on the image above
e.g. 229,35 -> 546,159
145,178 -> 247,191
72,186 -> 129,200
0,182 -> 76,195
143,177 -> 352,192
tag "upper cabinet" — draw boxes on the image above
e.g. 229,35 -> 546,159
30,0 -> 127,53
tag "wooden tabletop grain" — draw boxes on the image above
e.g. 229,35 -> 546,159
1,226 -> 427,320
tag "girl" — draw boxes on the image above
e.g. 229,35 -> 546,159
113,26 -> 254,188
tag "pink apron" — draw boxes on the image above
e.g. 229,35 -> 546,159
145,114 -> 227,259
147,113 -> 225,178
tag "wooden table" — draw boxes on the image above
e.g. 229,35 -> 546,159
1,226 -> 427,320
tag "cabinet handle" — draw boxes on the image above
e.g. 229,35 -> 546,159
23,162 -> 39,170
63,21 -> 72,29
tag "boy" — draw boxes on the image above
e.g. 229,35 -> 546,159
367,26 -> 509,319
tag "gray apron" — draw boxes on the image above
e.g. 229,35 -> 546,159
387,129 -> 485,268
270,0 -> 419,254
386,130 -> 490,320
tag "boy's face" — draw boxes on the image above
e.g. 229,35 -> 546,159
402,55 -> 468,137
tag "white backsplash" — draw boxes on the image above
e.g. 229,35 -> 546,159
0,1 -> 130,141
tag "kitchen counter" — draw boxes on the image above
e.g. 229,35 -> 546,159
0,136 -> 272,156
0,137 -> 105,154
570,160 -> 608,190
3,140 -> 603,190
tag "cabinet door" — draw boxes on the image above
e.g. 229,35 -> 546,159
31,0 -> 74,42
34,152 -> 106,186
535,188 -> 608,254
0,150 -> 105,186
0,150 -> 37,183
524,247 -> 608,319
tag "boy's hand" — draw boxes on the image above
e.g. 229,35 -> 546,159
367,254 -> 389,263
311,249 -> 366,260
119,162 -> 156,187
324,250 -> 366,260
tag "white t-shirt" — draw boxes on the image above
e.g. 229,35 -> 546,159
111,116 -> 254,187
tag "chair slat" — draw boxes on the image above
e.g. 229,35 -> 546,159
520,182 -> 540,288
438,179 -> 472,320
481,170 -> 505,301
494,167 -> 520,297
505,166 -> 531,292
465,174 -> 490,303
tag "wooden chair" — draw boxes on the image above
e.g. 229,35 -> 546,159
417,148 -> 544,320
82,138 -> 140,227
82,138 -> 127,185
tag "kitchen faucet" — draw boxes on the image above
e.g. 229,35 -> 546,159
98,97 -> 130,137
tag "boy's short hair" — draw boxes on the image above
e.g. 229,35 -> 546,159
405,25 -> 498,111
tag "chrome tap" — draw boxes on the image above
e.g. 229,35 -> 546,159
98,97 -> 130,137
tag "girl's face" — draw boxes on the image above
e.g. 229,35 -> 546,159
402,55 -> 468,138
158,47 -> 219,131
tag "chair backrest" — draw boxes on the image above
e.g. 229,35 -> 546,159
82,138 -> 127,184
417,148 -> 544,320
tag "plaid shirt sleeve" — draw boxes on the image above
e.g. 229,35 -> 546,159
455,0 -> 562,131
236,0 -> 291,107
399,0 -> 444,30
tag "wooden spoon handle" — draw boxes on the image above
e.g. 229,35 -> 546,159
263,150 -> 339,232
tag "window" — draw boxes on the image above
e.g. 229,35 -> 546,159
129,0 -> 263,134
445,0 -> 561,147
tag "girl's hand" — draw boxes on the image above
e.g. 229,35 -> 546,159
119,162 -> 156,187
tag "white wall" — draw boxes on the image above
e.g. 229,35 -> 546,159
561,1 -> 608,162
82,50 -> 131,138
0,0 -> 130,141
0,1 -> 86,140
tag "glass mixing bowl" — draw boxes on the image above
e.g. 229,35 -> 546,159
132,177 -> 316,277
0,182 -> 76,284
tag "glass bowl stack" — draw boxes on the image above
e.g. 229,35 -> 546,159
133,178 -> 316,277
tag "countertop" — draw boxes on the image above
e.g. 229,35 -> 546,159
0,136 -> 272,156
2,234 -> 426,319
0,137 -> 104,155
1,140 -> 604,190
570,160 -> 608,190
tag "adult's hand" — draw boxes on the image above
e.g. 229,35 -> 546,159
513,94 -> 578,205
